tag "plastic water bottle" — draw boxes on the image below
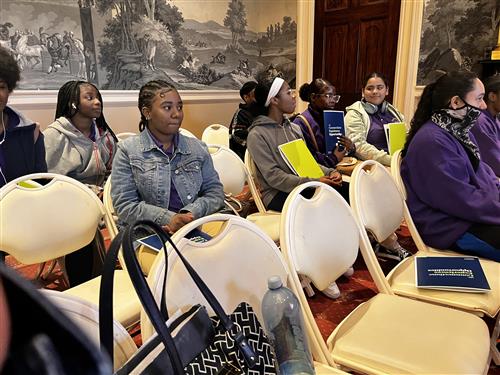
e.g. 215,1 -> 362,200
262,275 -> 315,375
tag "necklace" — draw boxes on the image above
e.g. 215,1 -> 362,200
0,112 -> 6,145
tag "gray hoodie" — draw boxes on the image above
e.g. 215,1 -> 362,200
43,117 -> 116,186
247,115 -> 334,207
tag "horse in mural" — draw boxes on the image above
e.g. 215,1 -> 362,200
16,34 -> 46,69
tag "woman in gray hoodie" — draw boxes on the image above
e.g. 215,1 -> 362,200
44,81 -> 117,190
247,77 -> 352,299
246,76 -> 347,212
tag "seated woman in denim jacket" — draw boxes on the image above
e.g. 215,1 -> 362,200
110,80 -> 224,235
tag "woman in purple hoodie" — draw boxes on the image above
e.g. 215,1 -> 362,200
470,75 -> 500,176
401,71 -> 500,261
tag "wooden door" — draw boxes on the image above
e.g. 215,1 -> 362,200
313,0 -> 402,111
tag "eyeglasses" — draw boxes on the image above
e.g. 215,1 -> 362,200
316,93 -> 341,103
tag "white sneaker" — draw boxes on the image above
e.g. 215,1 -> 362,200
322,281 -> 340,299
343,267 -> 354,278
300,275 -> 315,297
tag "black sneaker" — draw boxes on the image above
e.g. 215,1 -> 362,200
374,243 -> 412,262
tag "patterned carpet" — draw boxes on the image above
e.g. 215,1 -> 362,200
4,226 -> 500,374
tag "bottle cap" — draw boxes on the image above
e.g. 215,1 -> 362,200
268,275 -> 283,290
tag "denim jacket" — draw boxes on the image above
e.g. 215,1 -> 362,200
110,130 -> 224,226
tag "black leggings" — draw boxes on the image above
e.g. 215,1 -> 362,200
267,182 -> 350,212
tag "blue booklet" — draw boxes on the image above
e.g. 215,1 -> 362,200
415,256 -> 490,293
323,110 -> 345,153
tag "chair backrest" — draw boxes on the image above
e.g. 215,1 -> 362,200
0,173 -> 104,264
390,150 -> 432,254
281,182 -> 358,290
390,149 -> 407,199
349,160 -> 404,244
349,161 -> 402,293
280,181 -> 373,367
201,124 -> 229,147
244,150 -> 267,213
116,132 -> 137,141
141,214 -> 289,342
42,290 -> 137,371
103,178 -> 118,240
179,128 -> 197,138
207,144 -> 247,196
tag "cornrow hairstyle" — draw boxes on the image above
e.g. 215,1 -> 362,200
138,80 -> 177,132
298,78 -> 331,102
55,80 -> 118,142
0,46 -> 20,92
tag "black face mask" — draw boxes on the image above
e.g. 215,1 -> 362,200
447,97 -> 482,121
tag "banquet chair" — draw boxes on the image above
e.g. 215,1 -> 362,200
42,290 -> 137,371
389,152 -> 500,363
280,181 -> 491,374
208,144 -> 280,241
0,173 -> 141,329
201,123 -> 230,147
179,128 -> 197,138
116,132 -> 136,141
351,160 -> 500,364
141,214 -> 346,373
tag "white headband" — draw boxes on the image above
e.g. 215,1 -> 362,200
264,77 -> 285,107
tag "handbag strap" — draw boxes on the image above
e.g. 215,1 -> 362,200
99,226 -> 183,373
137,220 -> 258,368
100,220 -> 257,370
296,114 -> 320,152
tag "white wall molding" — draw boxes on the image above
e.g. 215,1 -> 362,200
393,0 -> 424,121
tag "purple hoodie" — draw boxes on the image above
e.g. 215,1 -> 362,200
470,110 -> 500,176
401,120 -> 500,249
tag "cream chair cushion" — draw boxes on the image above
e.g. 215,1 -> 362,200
43,290 -> 137,371
387,255 -> 500,317
329,293 -> 490,375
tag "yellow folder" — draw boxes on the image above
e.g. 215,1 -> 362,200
278,139 -> 324,178
384,122 -> 407,155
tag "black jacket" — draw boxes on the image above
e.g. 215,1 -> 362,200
0,106 -> 47,187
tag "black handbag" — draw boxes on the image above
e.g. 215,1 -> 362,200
99,220 -> 277,374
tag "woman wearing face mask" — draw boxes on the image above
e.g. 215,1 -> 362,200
402,71 -> 500,262
470,75 -> 500,176
345,72 -> 404,166
110,80 -> 224,235
293,78 -> 356,167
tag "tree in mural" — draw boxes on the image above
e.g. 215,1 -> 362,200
427,0 -> 474,49
455,0 -> 500,62
223,0 -> 247,52
155,1 -> 187,65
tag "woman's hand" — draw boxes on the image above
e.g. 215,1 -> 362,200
332,145 -> 347,163
338,135 -> 355,154
319,171 -> 342,187
162,212 -> 194,234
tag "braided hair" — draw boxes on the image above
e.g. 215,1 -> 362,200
55,80 -> 118,142
138,80 -> 177,132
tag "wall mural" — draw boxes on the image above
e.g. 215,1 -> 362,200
0,0 -> 297,90
417,0 -> 500,85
